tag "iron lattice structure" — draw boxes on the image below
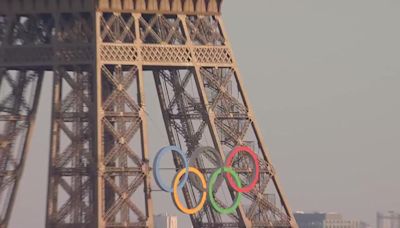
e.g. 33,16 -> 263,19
0,0 -> 298,228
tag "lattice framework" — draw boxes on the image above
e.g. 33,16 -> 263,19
0,1 -> 298,228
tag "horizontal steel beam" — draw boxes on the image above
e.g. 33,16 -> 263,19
0,44 -> 233,68
0,0 -> 222,15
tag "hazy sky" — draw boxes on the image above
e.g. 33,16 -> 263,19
10,0 -> 400,227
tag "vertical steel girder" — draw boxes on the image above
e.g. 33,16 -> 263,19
0,1 -> 298,228
0,69 -> 43,228
94,64 -> 152,227
46,66 -> 95,228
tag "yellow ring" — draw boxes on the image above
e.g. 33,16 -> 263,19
173,167 -> 207,214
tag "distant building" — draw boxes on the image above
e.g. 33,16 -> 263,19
294,212 -> 368,228
377,211 -> 400,228
154,213 -> 178,228
294,212 -> 326,228
324,213 -> 369,228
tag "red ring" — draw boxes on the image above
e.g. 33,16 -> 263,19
225,146 -> 260,193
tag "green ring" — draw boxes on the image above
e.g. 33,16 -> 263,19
208,167 -> 242,214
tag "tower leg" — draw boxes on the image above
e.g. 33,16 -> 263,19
148,13 -> 298,228
153,68 -> 223,227
46,66 -> 96,228
196,65 -> 296,227
0,69 -> 43,228
45,5 -> 97,226
154,68 -> 251,227
94,63 -> 153,227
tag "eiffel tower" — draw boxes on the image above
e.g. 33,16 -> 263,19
0,0 -> 298,227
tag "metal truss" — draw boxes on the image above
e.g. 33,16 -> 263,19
0,69 -> 43,228
0,0 -> 298,228
96,64 -> 152,227
46,66 -> 95,228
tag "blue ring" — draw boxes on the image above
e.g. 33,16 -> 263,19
153,146 -> 189,193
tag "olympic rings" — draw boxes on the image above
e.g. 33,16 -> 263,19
225,146 -> 260,193
208,167 -> 242,214
153,145 -> 260,215
188,146 -> 224,191
153,146 -> 189,193
173,167 -> 207,214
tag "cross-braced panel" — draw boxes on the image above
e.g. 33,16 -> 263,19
58,13 -> 92,43
153,69 -> 206,151
139,14 -> 186,44
0,12 -> 95,67
100,13 -> 135,43
99,64 -> 150,227
0,14 -> 54,66
46,66 -> 95,228
186,16 -> 225,46
9,14 -> 53,46
200,67 -> 292,227
0,69 -> 42,228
